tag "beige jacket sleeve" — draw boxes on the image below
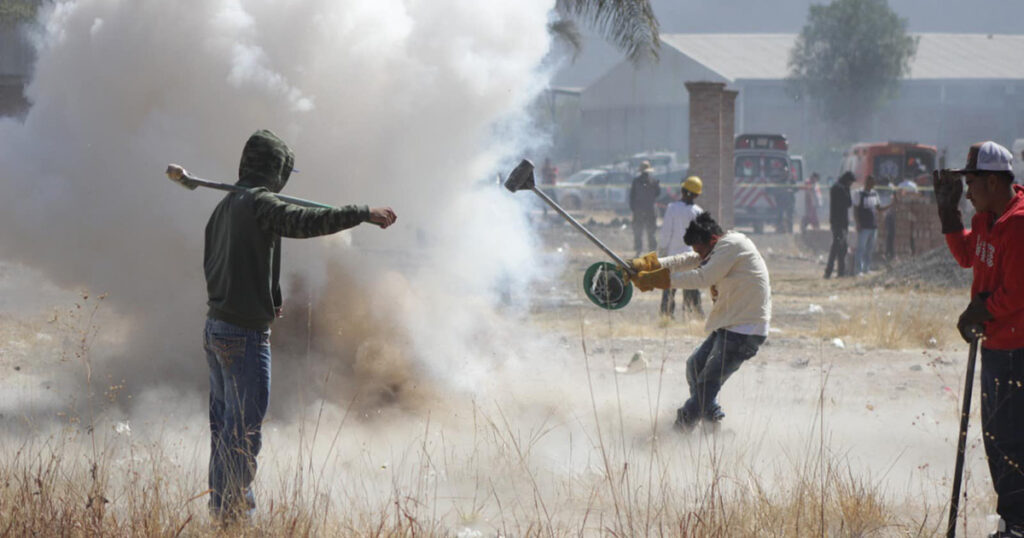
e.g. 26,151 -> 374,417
658,251 -> 701,271
659,241 -> 739,290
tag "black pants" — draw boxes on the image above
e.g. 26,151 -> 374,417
884,212 -> 896,260
825,228 -> 848,278
680,330 -> 766,420
661,289 -> 703,318
981,347 -> 1024,527
633,211 -> 657,254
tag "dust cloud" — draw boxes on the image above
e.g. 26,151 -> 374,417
0,0 -> 570,421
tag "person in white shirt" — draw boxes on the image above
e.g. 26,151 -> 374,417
658,176 -> 705,319
853,175 -> 892,275
627,212 -> 772,430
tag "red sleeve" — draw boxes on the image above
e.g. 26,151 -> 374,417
987,220 -> 1024,319
945,229 -> 974,268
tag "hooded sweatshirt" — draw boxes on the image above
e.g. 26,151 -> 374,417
945,184 -> 1024,350
204,130 -> 370,329
658,231 -> 772,333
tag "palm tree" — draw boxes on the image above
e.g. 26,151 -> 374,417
551,0 -> 660,63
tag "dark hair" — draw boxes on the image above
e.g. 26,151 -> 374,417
684,212 -> 724,246
838,171 -> 856,185
994,171 -> 1016,183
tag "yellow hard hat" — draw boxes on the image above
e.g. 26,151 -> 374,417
681,176 -> 702,195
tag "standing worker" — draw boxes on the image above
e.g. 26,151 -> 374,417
628,212 -> 771,430
852,175 -> 892,276
658,176 -> 705,320
824,172 -> 855,279
629,160 -> 661,256
801,172 -> 822,233
203,129 -> 397,522
935,141 -> 1024,538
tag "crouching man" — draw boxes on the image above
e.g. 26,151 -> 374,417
628,212 -> 772,430
934,141 -> 1024,538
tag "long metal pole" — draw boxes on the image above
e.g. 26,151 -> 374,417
180,175 -> 333,209
528,186 -> 636,276
946,336 -> 980,538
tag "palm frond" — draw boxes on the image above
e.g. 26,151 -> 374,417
548,19 -> 584,61
556,0 -> 660,64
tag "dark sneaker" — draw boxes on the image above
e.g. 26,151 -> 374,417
674,407 -> 698,432
704,405 -> 725,422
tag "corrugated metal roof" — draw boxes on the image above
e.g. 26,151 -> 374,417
660,33 -> 1024,81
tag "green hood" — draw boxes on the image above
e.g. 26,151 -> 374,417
237,129 -> 295,193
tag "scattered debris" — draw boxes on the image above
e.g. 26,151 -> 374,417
807,304 -> 823,314
114,421 -> 131,435
615,351 -> 648,374
873,247 -> 972,289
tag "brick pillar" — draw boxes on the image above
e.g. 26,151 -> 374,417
686,82 -> 737,229
720,90 -> 738,229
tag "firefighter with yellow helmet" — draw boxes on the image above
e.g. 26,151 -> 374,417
658,176 -> 705,319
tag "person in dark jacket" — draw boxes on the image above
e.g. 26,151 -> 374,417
203,129 -> 396,521
629,161 -> 661,255
824,172 -> 854,278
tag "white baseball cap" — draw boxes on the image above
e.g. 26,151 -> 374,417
950,140 -> 1014,174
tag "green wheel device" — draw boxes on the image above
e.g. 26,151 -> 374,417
583,262 -> 633,310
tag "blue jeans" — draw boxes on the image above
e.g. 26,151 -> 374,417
204,318 -> 271,518
980,347 -> 1024,527
855,228 -> 877,274
680,329 -> 766,421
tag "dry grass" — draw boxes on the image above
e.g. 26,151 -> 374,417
808,289 -> 960,349
0,419 -> 955,537
0,283 -> 987,537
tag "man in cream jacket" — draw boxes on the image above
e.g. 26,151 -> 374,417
629,212 -> 772,430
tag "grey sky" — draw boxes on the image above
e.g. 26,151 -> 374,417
553,0 -> 1024,88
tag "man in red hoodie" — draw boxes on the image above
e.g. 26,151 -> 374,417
935,140 -> 1024,538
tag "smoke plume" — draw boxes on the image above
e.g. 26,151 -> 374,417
0,0 -> 559,418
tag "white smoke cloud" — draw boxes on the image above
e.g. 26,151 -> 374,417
0,0 -> 559,409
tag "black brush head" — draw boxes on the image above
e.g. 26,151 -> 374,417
504,159 -> 535,192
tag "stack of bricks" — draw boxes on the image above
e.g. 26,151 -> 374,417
879,195 -> 945,258
686,82 -> 737,229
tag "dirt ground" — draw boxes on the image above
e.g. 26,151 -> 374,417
523,211 -> 994,531
0,212 -> 1000,536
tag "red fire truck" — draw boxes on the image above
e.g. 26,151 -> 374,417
734,134 -> 793,234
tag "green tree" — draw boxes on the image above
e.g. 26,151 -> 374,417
550,0 -> 660,63
0,0 -> 38,26
788,0 -> 917,140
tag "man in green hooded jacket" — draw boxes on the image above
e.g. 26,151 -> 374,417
203,129 -> 396,521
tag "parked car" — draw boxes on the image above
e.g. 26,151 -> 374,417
652,165 -> 691,216
557,168 -> 634,213
608,151 -> 682,175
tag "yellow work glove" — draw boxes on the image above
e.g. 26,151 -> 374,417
630,267 -> 671,292
629,251 -> 662,273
